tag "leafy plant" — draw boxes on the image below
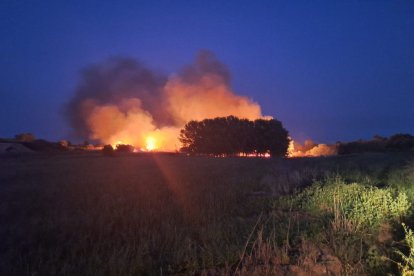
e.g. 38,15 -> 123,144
294,176 -> 410,230
395,223 -> 414,276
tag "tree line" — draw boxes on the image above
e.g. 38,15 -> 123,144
179,116 -> 289,157
337,134 -> 414,154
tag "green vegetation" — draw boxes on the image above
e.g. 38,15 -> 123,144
395,223 -> 414,275
293,177 -> 410,229
1,151 -> 414,275
275,176 -> 411,274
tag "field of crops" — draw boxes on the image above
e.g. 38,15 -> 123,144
1,152 -> 414,275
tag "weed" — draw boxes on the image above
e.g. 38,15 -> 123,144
293,176 -> 411,230
395,223 -> 414,275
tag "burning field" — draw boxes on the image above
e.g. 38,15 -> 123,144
66,51 -> 336,157
1,52 -> 411,275
66,51 -> 263,152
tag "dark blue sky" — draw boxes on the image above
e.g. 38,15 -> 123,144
1,1 -> 414,143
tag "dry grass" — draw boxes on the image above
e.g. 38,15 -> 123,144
0,153 -> 286,275
0,151 -> 413,275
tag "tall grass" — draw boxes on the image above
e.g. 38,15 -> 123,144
0,151 -> 413,274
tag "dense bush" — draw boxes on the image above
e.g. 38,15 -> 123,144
115,144 -> 133,152
102,145 -> 114,156
294,176 -> 411,229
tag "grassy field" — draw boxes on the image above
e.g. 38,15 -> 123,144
1,152 -> 414,275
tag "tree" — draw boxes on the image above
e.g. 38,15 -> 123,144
387,134 -> 414,150
253,119 -> 290,156
179,116 -> 289,157
337,133 -> 414,155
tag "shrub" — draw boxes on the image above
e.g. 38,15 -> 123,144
387,160 -> 414,205
115,144 -> 133,152
102,145 -> 114,156
294,176 -> 411,230
395,223 -> 414,276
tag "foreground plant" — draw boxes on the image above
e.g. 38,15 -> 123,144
281,176 -> 412,274
395,223 -> 414,276
294,176 -> 411,230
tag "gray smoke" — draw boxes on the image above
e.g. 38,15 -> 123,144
65,50 -> 261,146
179,50 -> 231,85
65,57 -> 168,139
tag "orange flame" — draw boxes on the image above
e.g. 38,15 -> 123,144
145,136 -> 156,151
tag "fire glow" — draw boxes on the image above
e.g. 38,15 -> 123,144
68,51 -> 263,152
288,139 -> 337,157
145,136 -> 156,151
67,51 -> 336,157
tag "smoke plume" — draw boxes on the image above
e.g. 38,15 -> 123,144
66,51 -> 263,151
288,139 -> 337,157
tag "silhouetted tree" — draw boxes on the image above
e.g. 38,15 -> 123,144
179,116 -> 289,157
386,134 -> 414,150
253,119 -> 290,156
337,133 -> 414,154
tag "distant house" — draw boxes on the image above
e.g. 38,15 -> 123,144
0,143 -> 33,154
